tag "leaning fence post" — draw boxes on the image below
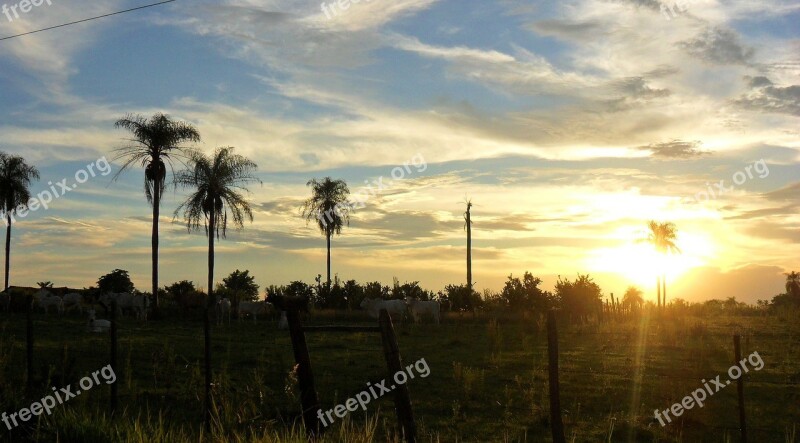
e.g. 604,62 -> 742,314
286,308 -> 321,436
110,298 -> 118,413
25,293 -> 33,392
547,310 -> 566,443
734,334 -> 747,443
379,309 -> 417,443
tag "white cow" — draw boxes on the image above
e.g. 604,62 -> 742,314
216,298 -> 231,325
359,298 -> 407,320
238,300 -> 269,323
38,293 -> 64,315
62,293 -> 84,314
99,293 -> 148,320
405,297 -> 440,324
86,309 -> 111,333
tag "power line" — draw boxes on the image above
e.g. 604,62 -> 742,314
0,0 -> 178,42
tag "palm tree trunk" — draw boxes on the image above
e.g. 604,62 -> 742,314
656,275 -> 661,308
466,209 -> 472,295
204,211 -> 214,431
152,178 -> 160,315
4,215 -> 10,291
662,274 -> 667,307
326,232 -> 331,288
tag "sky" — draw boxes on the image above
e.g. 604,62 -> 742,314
0,0 -> 798,304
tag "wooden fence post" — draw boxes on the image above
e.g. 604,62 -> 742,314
286,309 -> 321,436
547,310 -> 566,443
26,293 -> 33,392
110,298 -> 118,413
734,334 -> 747,443
379,309 -> 417,443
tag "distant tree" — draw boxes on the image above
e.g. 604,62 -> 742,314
444,283 -> 482,313
113,112 -> 200,313
391,278 -> 429,300
622,286 -> 644,312
301,177 -> 351,288
343,279 -> 365,310
501,272 -> 550,313
555,274 -> 602,323
363,281 -> 390,300
222,269 -> 260,306
98,269 -> 135,294
0,153 -> 39,290
173,146 -> 259,429
36,281 -> 54,289
285,281 -> 314,299
166,280 -> 195,299
642,221 -> 680,307
785,271 -> 800,299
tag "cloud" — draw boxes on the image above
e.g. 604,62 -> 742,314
636,140 -> 710,159
733,76 -> 800,116
679,27 -> 755,65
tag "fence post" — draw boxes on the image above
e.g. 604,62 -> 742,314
203,300 -> 212,431
110,298 -> 118,413
547,310 -> 566,443
286,309 -> 321,436
26,293 -> 33,392
378,309 -> 417,443
734,334 -> 747,443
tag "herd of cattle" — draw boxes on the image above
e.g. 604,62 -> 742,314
0,286 -> 443,328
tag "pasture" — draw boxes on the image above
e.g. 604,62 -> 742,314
0,307 -> 797,442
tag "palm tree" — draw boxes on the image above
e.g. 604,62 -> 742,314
113,113 -> 200,313
622,286 -> 644,312
174,147 -> 259,429
786,271 -> 800,298
643,221 -> 680,307
301,177 -> 351,288
0,153 -> 39,290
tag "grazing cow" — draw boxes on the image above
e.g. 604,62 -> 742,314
86,309 -> 111,333
216,298 -> 231,325
99,293 -> 149,320
278,311 -> 288,330
359,298 -> 407,321
405,297 -> 441,324
62,293 -> 84,314
38,293 -> 64,315
238,300 -> 269,323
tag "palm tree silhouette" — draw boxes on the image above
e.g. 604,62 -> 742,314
174,147 -> 259,429
622,286 -> 644,312
0,153 -> 39,290
112,113 -> 200,313
301,177 -> 351,288
644,221 -> 680,307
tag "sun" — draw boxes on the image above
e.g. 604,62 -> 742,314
585,228 -> 714,293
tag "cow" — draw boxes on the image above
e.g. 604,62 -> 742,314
405,297 -> 441,324
278,311 -> 288,330
86,309 -> 111,333
359,298 -> 407,321
62,293 -> 84,314
238,300 -> 270,323
37,292 -> 64,315
216,298 -> 231,325
99,293 -> 149,320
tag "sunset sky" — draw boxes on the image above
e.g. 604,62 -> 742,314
0,0 -> 798,304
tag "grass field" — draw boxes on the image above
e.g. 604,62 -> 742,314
0,308 -> 798,442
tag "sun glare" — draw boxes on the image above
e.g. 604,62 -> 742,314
586,228 -> 714,294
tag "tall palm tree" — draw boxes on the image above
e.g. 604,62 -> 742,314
113,113 -> 200,313
301,177 -> 351,288
644,221 -> 680,307
174,147 -> 259,429
0,153 -> 39,290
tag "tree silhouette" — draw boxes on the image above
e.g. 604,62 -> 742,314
113,113 -> 200,314
622,286 -> 644,312
0,153 -> 39,290
174,147 -> 259,429
785,271 -> 800,299
643,221 -> 680,308
464,199 -> 473,296
301,177 -> 351,288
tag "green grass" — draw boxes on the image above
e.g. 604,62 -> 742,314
0,308 -> 798,442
